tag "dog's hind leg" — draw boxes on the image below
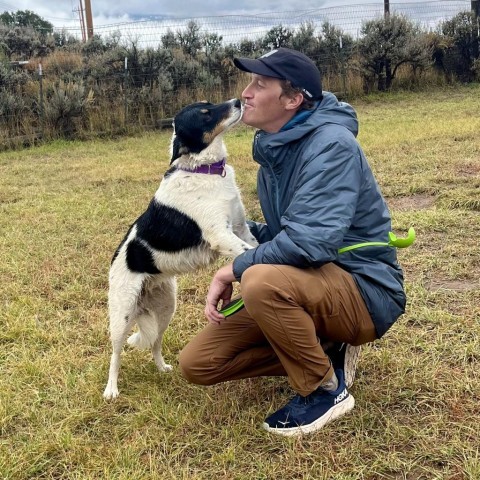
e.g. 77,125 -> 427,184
104,309 -> 136,400
143,276 -> 177,374
103,274 -> 143,400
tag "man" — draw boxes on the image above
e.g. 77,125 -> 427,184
179,47 -> 406,436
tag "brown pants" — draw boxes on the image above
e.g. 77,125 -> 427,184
179,263 -> 377,396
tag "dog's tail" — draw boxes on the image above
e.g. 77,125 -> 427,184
127,314 -> 158,350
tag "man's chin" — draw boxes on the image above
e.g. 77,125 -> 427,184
241,112 -> 256,128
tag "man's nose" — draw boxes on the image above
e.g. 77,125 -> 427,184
242,84 -> 252,99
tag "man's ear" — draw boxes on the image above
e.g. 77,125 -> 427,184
284,93 -> 304,111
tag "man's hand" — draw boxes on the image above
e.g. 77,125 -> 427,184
205,263 -> 236,324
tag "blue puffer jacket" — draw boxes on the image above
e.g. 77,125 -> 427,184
232,92 -> 406,338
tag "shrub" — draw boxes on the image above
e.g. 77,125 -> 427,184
43,80 -> 90,136
358,14 -> 432,91
0,23 -> 54,59
440,11 -> 479,80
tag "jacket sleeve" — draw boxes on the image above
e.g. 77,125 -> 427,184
233,139 -> 363,280
246,220 -> 273,244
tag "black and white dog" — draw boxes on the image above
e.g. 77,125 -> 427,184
103,99 -> 258,399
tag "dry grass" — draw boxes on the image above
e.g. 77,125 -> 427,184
1,84 -> 479,480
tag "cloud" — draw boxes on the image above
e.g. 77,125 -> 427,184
4,0 -> 471,42
7,0 -> 348,28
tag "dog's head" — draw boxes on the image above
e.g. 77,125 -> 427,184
170,99 -> 242,163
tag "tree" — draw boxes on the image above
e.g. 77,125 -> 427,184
203,32 -> 223,55
291,21 -> 318,57
261,24 -> 293,50
161,29 -> 178,50
358,14 -> 432,91
0,10 -> 53,34
318,22 -> 354,77
177,21 -> 202,58
441,11 -> 479,80
236,38 -> 258,57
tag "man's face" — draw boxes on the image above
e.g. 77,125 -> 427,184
241,74 -> 297,133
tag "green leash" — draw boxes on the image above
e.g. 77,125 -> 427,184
219,297 -> 246,317
337,227 -> 416,254
219,228 -> 416,317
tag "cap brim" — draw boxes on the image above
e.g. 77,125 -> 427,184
233,57 -> 284,79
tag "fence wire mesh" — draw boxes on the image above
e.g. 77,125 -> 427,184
60,1 -> 472,43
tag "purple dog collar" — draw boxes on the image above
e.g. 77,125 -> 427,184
178,159 -> 226,176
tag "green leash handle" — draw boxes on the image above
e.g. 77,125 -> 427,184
220,228 -> 416,317
338,227 -> 416,254
219,298 -> 245,317
387,227 -> 416,248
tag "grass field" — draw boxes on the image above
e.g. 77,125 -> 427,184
1,84 -> 479,480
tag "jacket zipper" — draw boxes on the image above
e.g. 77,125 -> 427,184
255,132 -> 281,223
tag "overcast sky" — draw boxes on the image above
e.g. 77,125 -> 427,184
0,0 -> 431,28
0,0 -> 470,45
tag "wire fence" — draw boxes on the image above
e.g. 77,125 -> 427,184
59,0 -> 473,44
0,0 -> 478,148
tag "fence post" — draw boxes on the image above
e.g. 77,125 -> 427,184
472,1 -> 479,18
124,56 -> 128,129
339,35 -> 347,96
470,1 -> 479,63
470,0 -> 479,62
38,62 -> 44,138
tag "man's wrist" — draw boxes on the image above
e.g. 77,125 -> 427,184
216,263 -> 236,283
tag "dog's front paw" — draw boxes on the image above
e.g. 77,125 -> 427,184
103,384 -> 119,400
158,363 -> 173,373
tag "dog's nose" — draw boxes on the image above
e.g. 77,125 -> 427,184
234,99 -> 241,108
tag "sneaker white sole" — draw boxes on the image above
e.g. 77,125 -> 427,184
262,395 -> 355,437
344,344 -> 361,388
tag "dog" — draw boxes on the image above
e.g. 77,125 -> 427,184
103,98 -> 258,399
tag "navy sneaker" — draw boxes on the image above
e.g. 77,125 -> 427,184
327,343 -> 361,388
263,369 -> 355,437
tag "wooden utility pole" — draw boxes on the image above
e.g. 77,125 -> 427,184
84,0 -> 94,39
384,0 -> 390,17
78,0 -> 86,42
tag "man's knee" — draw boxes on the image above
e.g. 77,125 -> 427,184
241,264 -> 282,303
178,345 -> 213,385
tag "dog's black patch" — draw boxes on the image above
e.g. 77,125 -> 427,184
112,201 -> 203,274
136,200 -> 203,252
126,240 -> 161,274
163,165 -> 177,178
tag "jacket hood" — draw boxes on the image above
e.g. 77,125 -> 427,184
258,92 -> 359,147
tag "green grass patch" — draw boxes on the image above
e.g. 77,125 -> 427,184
1,85 -> 479,479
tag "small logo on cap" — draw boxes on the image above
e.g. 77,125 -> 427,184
260,50 -> 278,58
302,88 -> 313,98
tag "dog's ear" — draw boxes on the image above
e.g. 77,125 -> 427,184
170,135 -> 189,164
170,135 -> 180,164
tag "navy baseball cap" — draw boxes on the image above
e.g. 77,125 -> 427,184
234,47 -> 323,100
